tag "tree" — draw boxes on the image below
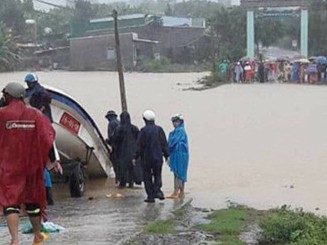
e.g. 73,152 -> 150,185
208,6 -> 246,61
173,0 -> 223,18
73,0 -> 96,22
22,0 -> 34,17
0,0 -> 25,35
164,3 -> 174,16
309,0 -> 327,56
0,22 -> 20,71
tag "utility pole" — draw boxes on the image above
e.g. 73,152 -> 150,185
113,9 -> 128,112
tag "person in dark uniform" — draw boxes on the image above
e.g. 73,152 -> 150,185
105,110 -> 120,140
105,110 -> 120,184
112,112 -> 139,188
133,110 -> 169,203
258,62 -> 265,83
24,73 -> 61,206
25,73 -> 53,122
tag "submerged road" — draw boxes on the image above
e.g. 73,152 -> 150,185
1,71 -> 327,243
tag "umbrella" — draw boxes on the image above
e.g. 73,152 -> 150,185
315,56 -> 327,65
276,56 -> 289,62
239,56 -> 252,62
295,58 -> 310,64
308,56 -> 317,61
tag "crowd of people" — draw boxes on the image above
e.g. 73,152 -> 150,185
0,73 -> 189,244
218,57 -> 327,84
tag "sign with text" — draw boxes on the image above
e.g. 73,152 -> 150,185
59,112 -> 81,135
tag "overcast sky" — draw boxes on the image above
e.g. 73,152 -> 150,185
33,0 -> 240,11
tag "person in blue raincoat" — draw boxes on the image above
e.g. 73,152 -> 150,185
167,114 -> 189,199
291,62 -> 300,83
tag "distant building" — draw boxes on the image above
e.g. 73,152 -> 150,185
70,33 -> 158,71
69,14 -> 207,70
161,16 -> 206,28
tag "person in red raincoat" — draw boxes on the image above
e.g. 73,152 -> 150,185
0,82 -> 55,245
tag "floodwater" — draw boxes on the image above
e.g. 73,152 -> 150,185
1,71 -> 327,243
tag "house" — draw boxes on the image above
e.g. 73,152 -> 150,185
70,32 -> 158,71
69,14 -> 206,70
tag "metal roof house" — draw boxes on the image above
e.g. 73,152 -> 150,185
69,14 -> 206,70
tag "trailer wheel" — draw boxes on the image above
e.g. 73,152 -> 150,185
69,163 -> 85,198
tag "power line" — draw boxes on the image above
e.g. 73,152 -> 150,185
34,0 -> 66,9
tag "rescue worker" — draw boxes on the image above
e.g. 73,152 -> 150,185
0,82 -> 56,245
24,72 -> 61,206
25,73 -> 53,122
111,112 -> 139,188
105,110 -> 120,184
133,110 -> 169,203
105,110 -> 120,140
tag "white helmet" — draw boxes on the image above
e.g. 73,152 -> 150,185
143,110 -> 155,121
171,113 -> 183,122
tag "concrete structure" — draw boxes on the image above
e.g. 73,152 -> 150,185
241,0 -> 310,58
69,14 -> 206,70
241,0 -> 309,8
70,33 -> 158,71
86,25 -> 205,64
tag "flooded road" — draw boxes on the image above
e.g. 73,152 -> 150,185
1,71 -> 327,243
0,178 -> 184,244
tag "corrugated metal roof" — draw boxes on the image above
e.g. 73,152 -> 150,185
90,14 -> 146,23
161,16 -> 192,27
161,16 -> 206,28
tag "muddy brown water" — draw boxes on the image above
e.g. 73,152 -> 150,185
1,71 -> 327,243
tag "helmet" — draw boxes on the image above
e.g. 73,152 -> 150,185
171,113 -> 184,122
24,73 -> 38,83
2,82 -> 25,99
143,110 -> 155,121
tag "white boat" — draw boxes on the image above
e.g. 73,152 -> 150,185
45,86 -> 112,197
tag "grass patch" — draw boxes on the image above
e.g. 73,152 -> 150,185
145,219 -> 174,234
135,56 -> 210,73
172,206 -> 188,217
186,71 -> 229,90
198,206 -> 254,244
259,206 -> 327,245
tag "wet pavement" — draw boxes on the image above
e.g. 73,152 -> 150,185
0,178 -> 189,245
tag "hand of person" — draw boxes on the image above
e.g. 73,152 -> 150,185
46,160 -> 63,175
132,159 -> 136,166
40,106 -> 45,113
53,160 -> 63,175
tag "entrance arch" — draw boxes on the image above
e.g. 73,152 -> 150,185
241,0 -> 310,58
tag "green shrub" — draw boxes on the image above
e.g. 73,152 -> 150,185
259,206 -> 327,245
145,220 -> 174,234
135,56 -> 210,73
